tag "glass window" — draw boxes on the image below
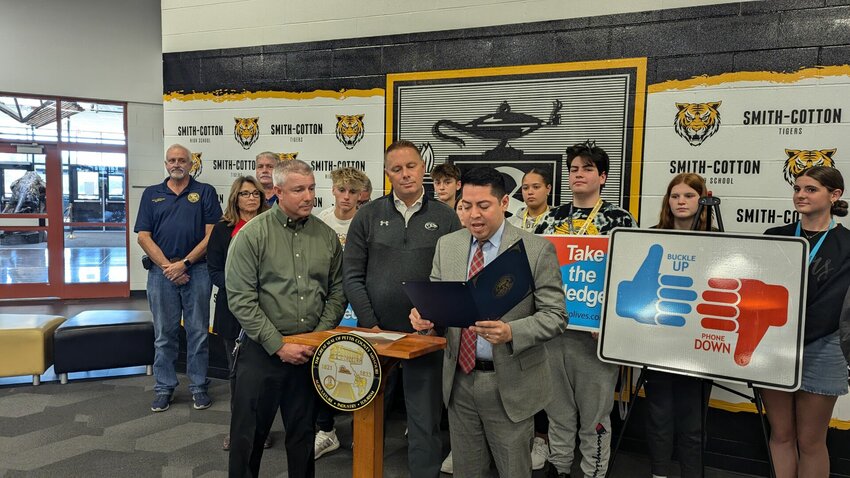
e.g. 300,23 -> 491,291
60,101 -> 125,145
76,171 -> 100,200
62,151 -> 125,224
108,175 -> 124,199
0,230 -> 48,284
0,152 -> 47,214
63,150 -> 126,168
0,96 -> 60,142
3,169 -> 27,199
64,226 -> 127,283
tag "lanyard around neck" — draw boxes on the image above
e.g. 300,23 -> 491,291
570,198 -> 603,235
795,218 -> 835,264
522,206 -> 549,231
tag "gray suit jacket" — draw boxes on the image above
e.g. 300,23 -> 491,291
432,222 -> 567,423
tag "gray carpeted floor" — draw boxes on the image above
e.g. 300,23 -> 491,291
0,373 -> 759,478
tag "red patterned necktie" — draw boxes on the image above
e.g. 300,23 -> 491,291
458,240 -> 486,374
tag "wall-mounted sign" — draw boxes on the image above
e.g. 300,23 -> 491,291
386,59 -> 647,216
641,67 -> 850,233
163,90 -> 385,212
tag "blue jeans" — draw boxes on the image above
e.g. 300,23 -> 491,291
147,263 -> 211,395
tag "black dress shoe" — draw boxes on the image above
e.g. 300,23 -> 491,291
545,462 -> 569,478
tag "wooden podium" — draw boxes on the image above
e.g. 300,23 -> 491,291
286,326 -> 446,478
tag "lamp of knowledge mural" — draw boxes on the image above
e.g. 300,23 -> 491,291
387,59 -> 647,216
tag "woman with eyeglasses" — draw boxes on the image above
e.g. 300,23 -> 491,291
207,176 -> 270,451
762,166 -> 850,478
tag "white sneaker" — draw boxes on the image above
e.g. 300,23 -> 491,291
314,428 -> 340,459
530,436 -> 549,470
440,451 -> 453,474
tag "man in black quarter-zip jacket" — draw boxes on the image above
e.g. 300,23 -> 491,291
344,140 -> 461,478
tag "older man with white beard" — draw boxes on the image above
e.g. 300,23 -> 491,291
135,143 -> 222,412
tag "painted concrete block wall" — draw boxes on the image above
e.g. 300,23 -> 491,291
127,103 -> 165,290
1,0 -> 163,104
162,0 -> 756,53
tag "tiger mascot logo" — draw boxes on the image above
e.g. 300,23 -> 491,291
234,117 -> 260,150
336,114 -> 364,150
783,148 -> 836,184
190,152 -> 203,178
674,102 -> 721,146
277,152 -> 298,161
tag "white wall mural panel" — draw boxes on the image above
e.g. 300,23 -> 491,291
163,91 -> 386,213
641,68 -> 850,232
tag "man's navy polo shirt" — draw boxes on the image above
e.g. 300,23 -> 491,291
134,177 -> 222,262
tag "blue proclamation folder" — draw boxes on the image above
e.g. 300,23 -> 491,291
402,240 -> 534,328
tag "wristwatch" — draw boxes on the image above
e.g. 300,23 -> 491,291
183,258 -> 191,268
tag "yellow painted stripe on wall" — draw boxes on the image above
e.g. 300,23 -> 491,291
164,88 -> 385,102
708,398 -> 850,430
648,65 -> 850,93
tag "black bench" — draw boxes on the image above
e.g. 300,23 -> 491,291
53,310 -> 154,384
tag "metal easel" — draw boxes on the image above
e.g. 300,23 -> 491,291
609,194 -> 776,478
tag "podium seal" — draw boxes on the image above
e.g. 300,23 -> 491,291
312,333 -> 382,411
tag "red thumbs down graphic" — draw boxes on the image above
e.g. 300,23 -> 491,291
696,278 -> 789,366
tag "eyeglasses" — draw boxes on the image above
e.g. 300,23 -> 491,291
238,191 -> 261,198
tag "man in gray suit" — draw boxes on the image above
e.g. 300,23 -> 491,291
410,167 -> 567,478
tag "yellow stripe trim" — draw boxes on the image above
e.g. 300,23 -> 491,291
708,398 -> 850,430
621,390 -> 850,430
648,65 -> 850,93
164,88 -> 385,102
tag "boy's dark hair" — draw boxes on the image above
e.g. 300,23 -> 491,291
431,162 -> 461,181
461,167 -> 507,199
566,140 -> 610,177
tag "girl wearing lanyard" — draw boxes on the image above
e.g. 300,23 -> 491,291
508,168 -> 552,231
763,166 -> 850,478
645,173 -> 713,478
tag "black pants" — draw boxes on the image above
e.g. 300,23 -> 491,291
316,401 -> 336,432
223,337 -> 237,407
534,410 -> 549,435
644,370 -> 711,477
382,351 -> 444,478
228,337 -> 316,478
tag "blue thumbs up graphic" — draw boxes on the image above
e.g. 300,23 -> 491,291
616,244 -> 697,326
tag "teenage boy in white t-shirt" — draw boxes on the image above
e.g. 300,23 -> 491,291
316,167 -> 369,248
314,166 -> 369,458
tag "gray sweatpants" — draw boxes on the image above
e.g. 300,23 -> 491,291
545,330 -> 619,478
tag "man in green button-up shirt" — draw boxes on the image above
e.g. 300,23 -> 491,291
225,159 -> 346,478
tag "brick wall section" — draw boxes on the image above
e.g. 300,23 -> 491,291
164,1 -> 850,94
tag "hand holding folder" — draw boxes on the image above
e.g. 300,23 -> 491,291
402,240 -> 535,328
